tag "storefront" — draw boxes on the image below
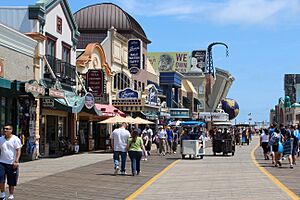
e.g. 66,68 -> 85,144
76,42 -> 115,151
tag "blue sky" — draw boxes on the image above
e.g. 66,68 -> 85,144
1,0 -> 300,123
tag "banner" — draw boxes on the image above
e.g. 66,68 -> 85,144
148,52 -> 189,73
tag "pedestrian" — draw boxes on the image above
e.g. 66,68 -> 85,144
158,126 -> 167,156
291,125 -> 300,165
166,126 -> 173,154
0,124 -> 22,200
142,132 -> 150,160
127,130 -> 147,176
172,127 -> 179,154
142,125 -> 153,155
282,130 -> 294,169
110,122 -> 131,176
260,129 -> 270,160
269,128 -> 283,167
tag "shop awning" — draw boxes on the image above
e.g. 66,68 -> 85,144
0,78 -> 11,89
95,104 -> 125,117
194,98 -> 200,105
55,90 -> 86,113
182,79 -> 197,97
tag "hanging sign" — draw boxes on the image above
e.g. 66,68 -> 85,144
86,69 -> 104,97
85,92 -> 95,109
25,81 -> 45,97
128,39 -> 142,75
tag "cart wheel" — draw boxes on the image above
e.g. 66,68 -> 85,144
200,155 -> 204,159
232,152 -> 234,156
213,152 -> 216,156
182,155 -> 185,159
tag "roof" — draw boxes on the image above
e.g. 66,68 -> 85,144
181,83 -> 187,97
29,0 -> 80,44
146,59 -> 157,75
74,3 -> 150,44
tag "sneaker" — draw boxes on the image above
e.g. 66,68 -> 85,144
121,171 -> 127,175
144,158 -> 147,161
290,164 -> 294,169
8,195 -> 14,200
114,166 -> 119,176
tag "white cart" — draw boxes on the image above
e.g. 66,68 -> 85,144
181,140 -> 204,159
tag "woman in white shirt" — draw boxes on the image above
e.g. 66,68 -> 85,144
260,129 -> 270,160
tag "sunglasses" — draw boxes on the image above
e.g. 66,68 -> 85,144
3,128 -> 11,131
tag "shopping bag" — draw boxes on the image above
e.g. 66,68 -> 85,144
278,142 -> 283,153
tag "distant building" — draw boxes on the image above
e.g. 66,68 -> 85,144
284,74 -> 300,104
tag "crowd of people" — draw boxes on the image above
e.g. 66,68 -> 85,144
259,123 -> 300,169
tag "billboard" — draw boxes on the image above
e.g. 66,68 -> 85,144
148,52 -> 189,73
191,50 -> 206,73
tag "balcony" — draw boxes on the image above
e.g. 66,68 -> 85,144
44,55 -> 76,85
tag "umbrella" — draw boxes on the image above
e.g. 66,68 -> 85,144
98,115 -> 134,124
134,117 -> 154,124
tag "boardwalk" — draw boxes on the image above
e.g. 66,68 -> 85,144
11,136 -> 299,200
134,137 -> 292,200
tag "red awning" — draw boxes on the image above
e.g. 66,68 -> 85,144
95,104 -> 125,117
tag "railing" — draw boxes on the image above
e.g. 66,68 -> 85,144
44,55 -> 76,84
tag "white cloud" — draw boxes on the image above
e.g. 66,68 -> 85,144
116,0 -> 300,26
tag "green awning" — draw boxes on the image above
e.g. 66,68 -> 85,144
55,90 -> 85,113
0,78 -> 11,89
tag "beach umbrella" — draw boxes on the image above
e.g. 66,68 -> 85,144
134,117 -> 154,124
98,115 -> 133,124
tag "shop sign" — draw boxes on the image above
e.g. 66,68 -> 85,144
0,58 -> 4,77
118,88 -> 138,99
25,82 -> 45,97
42,98 -> 54,107
147,85 -> 158,105
169,108 -> 189,118
49,88 -> 65,98
128,39 -> 142,75
85,92 -> 95,109
86,69 -> 104,97
190,50 -> 206,73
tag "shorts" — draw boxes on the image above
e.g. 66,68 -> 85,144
272,144 -> 278,153
261,142 -> 269,154
0,162 -> 19,186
